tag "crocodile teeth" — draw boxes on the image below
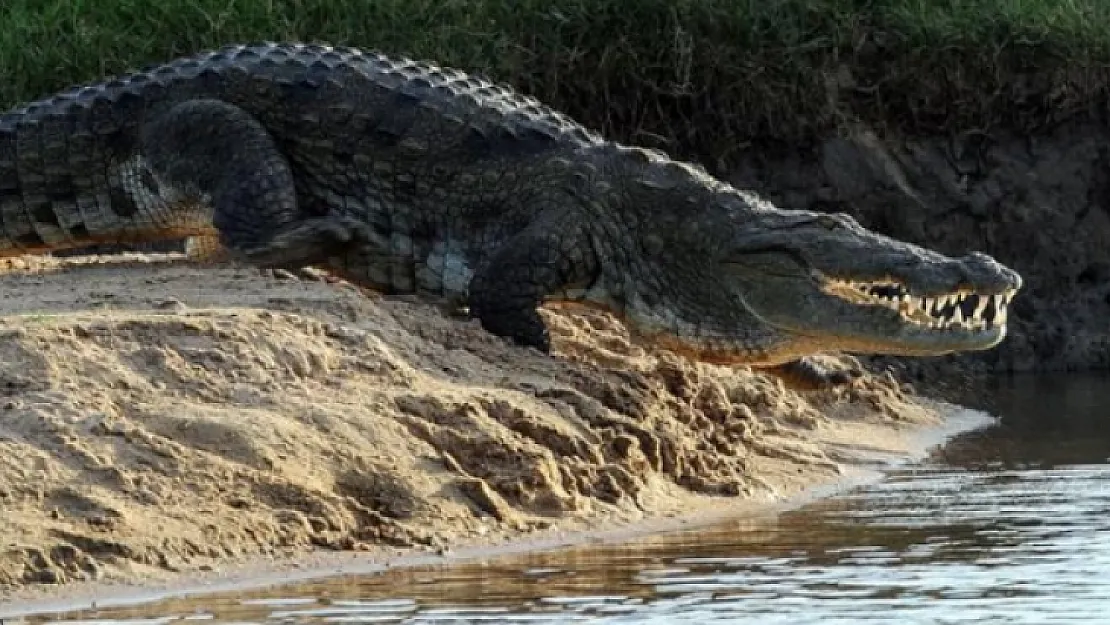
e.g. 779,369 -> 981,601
973,296 -> 989,319
825,278 -> 1018,333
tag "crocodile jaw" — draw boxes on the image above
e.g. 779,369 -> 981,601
697,255 -> 1022,362
814,276 -> 1019,355
822,278 -> 1016,331
611,281 -> 1019,365
588,250 -> 1023,366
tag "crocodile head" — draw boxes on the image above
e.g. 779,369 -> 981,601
583,148 -> 1023,365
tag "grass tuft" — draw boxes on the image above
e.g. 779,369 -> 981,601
2,0 -> 1109,164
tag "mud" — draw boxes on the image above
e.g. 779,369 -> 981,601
0,254 -> 943,598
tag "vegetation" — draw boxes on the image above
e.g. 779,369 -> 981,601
3,0 -> 1109,164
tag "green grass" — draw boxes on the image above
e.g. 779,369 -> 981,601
2,0 -> 1109,164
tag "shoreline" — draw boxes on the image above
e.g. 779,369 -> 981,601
0,404 -> 994,617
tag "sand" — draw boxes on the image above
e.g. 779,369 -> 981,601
0,253 -> 958,603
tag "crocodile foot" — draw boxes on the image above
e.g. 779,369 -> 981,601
468,212 -> 597,354
762,357 -> 862,390
234,217 -> 362,268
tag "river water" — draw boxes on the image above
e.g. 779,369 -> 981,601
7,373 -> 1110,623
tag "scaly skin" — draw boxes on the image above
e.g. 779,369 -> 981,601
0,42 -> 1022,385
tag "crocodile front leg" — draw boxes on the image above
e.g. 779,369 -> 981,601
468,215 -> 597,352
762,357 -> 862,389
140,99 -> 359,268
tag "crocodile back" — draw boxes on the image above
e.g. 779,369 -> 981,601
0,42 -> 607,257
3,42 -> 604,158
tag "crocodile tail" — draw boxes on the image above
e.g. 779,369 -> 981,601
0,112 -> 214,258
0,120 -> 44,254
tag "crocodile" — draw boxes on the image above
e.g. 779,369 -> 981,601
0,42 -> 1021,386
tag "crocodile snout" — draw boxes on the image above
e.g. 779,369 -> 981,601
959,251 -> 1023,294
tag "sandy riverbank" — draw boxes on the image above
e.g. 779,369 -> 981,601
0,253 -> 982,607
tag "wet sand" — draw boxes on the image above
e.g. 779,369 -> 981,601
0,253 -> 985,608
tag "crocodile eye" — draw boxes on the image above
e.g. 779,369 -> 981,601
816,214 -> 840,230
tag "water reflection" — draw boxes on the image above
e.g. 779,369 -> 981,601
941,372 -> 1110,469
13,373 -> 1110,624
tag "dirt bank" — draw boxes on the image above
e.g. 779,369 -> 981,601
728,121 -> 1110,376
0,253 -> 953,600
